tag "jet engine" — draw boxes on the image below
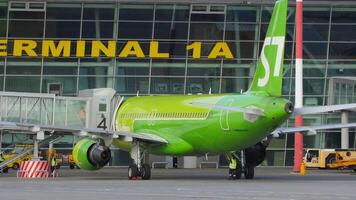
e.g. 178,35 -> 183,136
72,138 -> 111,170
244,141 -> 268,167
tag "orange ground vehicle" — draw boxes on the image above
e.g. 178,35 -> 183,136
46,149 -> 77,169
327,150 -> 356,172
304,148 -> 356,172
304,149 -> 336,168
68,154 -> 76,169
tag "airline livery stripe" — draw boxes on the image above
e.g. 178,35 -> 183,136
119,112 -> 209,120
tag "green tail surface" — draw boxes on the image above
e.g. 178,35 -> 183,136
248,0 -> 287,97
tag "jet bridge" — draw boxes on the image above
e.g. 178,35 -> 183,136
0,89 -> 120,170
0,88 -> 118,130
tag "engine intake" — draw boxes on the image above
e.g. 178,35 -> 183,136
73,138 -> 111,170
88,144 -> 111,167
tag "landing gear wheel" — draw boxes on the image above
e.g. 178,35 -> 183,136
140,164 -> 151,180
128,164 -> 139,180
12,163 -> 20,170
244,165 -> 255,179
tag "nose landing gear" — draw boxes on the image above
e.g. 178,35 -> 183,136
128,142 -> 152,180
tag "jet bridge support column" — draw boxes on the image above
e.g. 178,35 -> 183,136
0,130 -> 2,149
341,111 -> 349,149
33,131 -> 44,160
33,138 -> 39,160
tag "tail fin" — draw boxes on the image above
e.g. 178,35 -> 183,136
248,0 -> 287,97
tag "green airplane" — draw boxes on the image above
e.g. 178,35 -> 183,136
2,0 -> 356,180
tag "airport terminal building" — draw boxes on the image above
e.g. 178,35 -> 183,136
1,0 -> 356,166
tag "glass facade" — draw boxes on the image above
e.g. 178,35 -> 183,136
1,1 -> 356,166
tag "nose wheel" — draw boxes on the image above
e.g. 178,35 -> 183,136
128,142 -> 152,180
140,164 -> 151,180
128,164 -> 139,180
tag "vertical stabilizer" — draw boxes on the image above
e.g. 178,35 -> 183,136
247,0 -> 287,97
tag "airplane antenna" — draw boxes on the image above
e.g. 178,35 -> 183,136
209,88 -> 212,95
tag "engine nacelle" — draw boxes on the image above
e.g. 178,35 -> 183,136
72,138 -> 111,170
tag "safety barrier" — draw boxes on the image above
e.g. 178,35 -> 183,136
17,160 -> 50,178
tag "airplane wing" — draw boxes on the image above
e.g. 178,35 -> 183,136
293,103 -> 356,116
190,102 -> 265,116
271,123 -> 356,138
0,121 -> 168,144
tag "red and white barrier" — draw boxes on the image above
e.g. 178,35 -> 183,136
17,160 -> 49,178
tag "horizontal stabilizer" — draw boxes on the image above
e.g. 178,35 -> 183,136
293,103 -> 356,116
190,102 -> 265,116
272,122 -> 356,137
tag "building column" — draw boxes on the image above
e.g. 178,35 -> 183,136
341,111 -> 349,149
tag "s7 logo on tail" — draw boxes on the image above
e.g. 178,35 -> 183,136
258,36 -> 285,87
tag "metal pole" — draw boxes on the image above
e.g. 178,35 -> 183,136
293,0 -> 304,172
33,136 -> 39,160
0,130 -> 3,150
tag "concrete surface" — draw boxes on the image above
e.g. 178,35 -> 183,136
0,167 -> 355,200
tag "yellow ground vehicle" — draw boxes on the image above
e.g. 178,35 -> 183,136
46,149 -> 77,169
68,154 -> 77,169
328,150 -> 356,172
304,148 -> 356,171
2,144 -> 33,170
304,149 -> 336,168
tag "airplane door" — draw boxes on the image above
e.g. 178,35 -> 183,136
219,99 -> 233,131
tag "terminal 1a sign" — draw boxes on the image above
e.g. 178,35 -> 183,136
0,40 -> 234,59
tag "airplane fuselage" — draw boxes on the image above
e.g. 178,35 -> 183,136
113,94 -> 292,155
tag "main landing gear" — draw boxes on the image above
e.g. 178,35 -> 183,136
128,142 -> 151,180
226,151 -> 255,180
